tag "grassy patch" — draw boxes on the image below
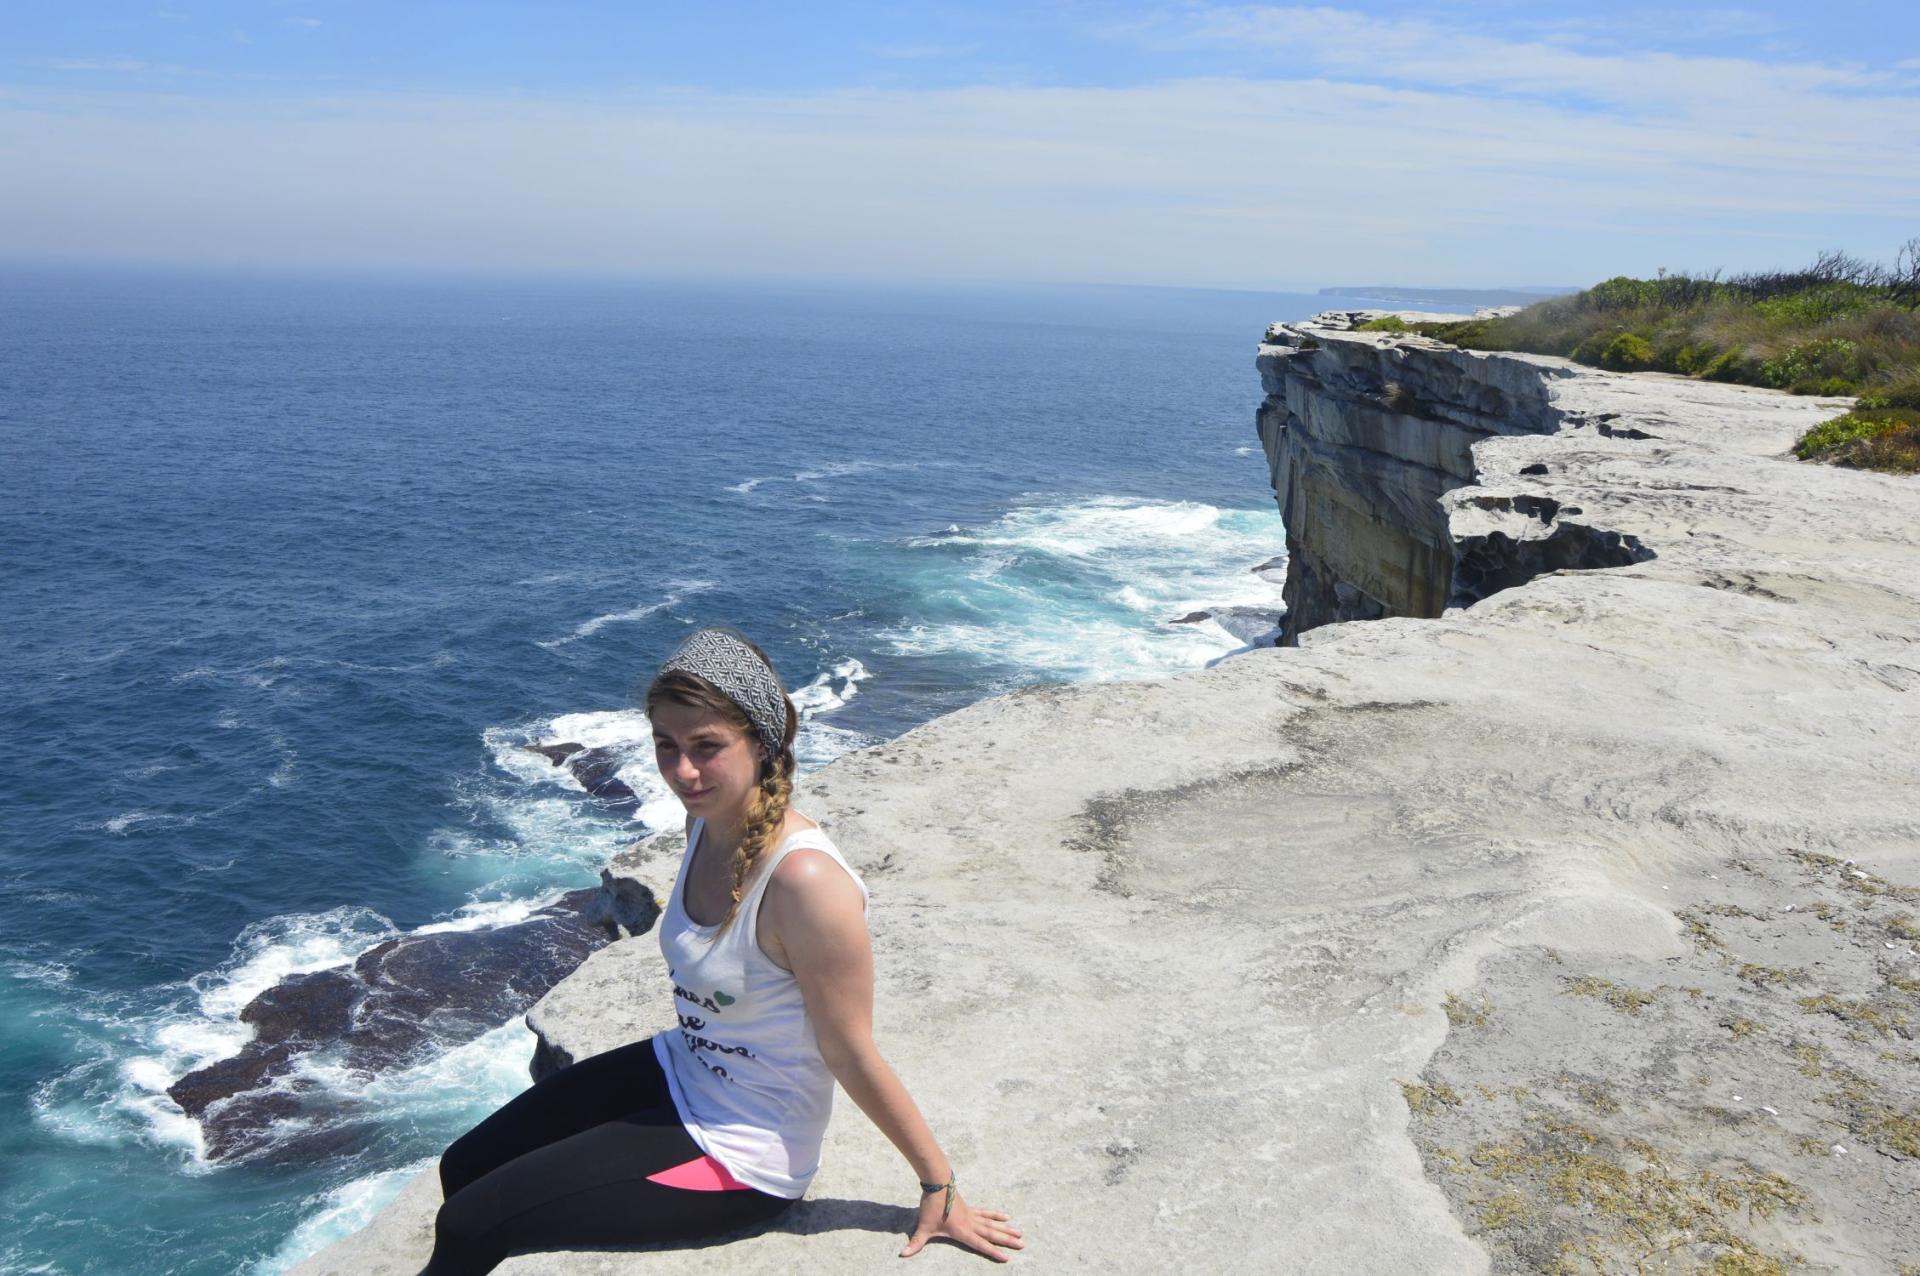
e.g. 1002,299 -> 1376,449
1823,1065 -> 1920,1159
1477,1191 -> 1535,1231
1403,246 -> 1920,475
1356,314 -> 1409,332
1677,908 -> 1727,953
1462,1116 -> 1807,1276
1401,1080 -> 1464,1115
1796,993 -> 1908,1036
1737,963 -> 1804,988
1563,974 -> 1660,1015
1444,992 -> 1493,1028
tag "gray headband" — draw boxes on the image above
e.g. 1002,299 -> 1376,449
656,625 -> 789,760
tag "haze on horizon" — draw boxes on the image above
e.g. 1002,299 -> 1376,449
4,1 -> 1917,292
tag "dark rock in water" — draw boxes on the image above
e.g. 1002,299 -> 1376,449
1165,605 -> 1286,647
243,968 -> 361,1045
568,747 -> 638,806
523,741 -> 639,807
168,876 -> 660,1163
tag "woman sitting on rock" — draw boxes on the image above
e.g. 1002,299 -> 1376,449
427,624 -> 1022,1273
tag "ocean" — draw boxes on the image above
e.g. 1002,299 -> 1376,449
0,268 -> 1365,1274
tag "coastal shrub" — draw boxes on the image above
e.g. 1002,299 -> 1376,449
1402,247 -> 1920,472
1357,315 -> 1409,332
1700,350 -> 1761,383
1760,339 -> 1866,393
1859,374 -> 1920,410
1600,333 -> 1655,370
1585,276 -> 1660,311
1794,407 -> 1920,473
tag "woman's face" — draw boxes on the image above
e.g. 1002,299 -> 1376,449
650,701 -> 762,818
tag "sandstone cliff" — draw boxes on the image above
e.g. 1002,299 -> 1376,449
294,318 -> 1919,1275
1257,312 -> 1653,642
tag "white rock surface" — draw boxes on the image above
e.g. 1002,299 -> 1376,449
294,321 -> 1919,1275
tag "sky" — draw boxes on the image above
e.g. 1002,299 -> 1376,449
3,1 -> 1917,289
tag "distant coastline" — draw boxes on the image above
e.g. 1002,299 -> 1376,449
1318,284 -> 1578,307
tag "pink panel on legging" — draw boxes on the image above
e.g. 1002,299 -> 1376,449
645,1153 -> 753,1191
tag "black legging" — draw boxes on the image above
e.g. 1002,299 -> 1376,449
426,1036 -> 795,1275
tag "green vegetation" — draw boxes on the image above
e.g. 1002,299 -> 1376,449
1793,408 -> 1920,473
1398,245 -> 1920,474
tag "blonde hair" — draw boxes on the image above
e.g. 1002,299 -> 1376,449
644,635 -> 798,933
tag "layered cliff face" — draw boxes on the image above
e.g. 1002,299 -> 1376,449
295,322 -> 1920,1276
1258,317 -> 1653,642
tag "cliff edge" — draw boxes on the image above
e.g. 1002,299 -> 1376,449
294,317 -> 1919,1274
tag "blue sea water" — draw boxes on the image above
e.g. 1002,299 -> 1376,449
0,268 -> 1363,1274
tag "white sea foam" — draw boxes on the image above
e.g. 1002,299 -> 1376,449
487,651 -> 877,836
542,709 -> 655,750
192,907 -> 399,1022
878,495 -> 1287,681
411,895 -> 551,936
5,960 -> 74,985
93,799 -> 246,835
255,1021 -> 537,1272
790,657 -> 871,716
537,580 -> 711,650
727,457 -> 941,498
0,1244 -> 62,1274
251,1158 -> 435,1276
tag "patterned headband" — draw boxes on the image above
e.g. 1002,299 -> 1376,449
656,625 -> 789,759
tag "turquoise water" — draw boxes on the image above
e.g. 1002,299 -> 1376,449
0,269 -> 1358,1274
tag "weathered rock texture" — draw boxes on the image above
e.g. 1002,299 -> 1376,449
294,319 -> 1919,1275
1256,316 -> 1656,643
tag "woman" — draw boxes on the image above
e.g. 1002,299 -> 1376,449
427,625 -> 1022,1273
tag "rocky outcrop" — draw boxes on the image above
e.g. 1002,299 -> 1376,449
1257,317 -> 1654,642
294,323 -> 1919,1275
173,881 -> 658,1163
523,741 -> 642,807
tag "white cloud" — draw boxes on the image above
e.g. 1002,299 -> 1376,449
2,21 -> 1915,288
286,16 -> 322,29
1105,4 -> 1894,120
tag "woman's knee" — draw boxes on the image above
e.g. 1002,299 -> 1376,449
438,1128 -> 490,1198
429,1193 -> 502,1274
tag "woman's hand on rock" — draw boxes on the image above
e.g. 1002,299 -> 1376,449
900,1190 -> 1024,1262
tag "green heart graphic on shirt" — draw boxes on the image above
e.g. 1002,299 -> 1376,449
713,990 -> 735,1006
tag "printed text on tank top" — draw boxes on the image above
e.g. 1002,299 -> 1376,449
681,815 -> 821,969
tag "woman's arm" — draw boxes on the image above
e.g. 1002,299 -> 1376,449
762,850 -> 1024,1262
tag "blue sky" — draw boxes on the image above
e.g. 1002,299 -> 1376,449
5,2 -> 1917,287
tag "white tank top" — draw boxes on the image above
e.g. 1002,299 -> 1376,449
652,815 -> 868,1198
